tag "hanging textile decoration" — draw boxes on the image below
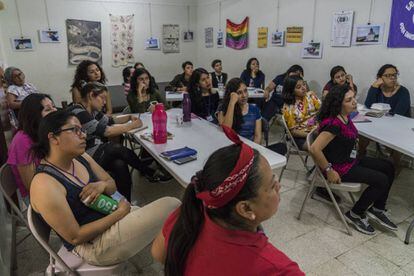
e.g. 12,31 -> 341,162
226,17 -> 249,50
387,0 -> 414,48
110,14 -> 135,67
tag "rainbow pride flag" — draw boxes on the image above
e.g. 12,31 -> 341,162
226,17 -> 249,49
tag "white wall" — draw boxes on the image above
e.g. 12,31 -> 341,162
195,0 -> 414,103
0,0 -> 196,104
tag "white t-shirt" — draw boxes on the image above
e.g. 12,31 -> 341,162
7,83 -> 37,101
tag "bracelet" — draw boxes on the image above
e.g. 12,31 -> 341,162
324,163 -> 332,173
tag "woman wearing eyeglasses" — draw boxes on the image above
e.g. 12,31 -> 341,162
30,110 -> 180,266
365,64 -> 411,117
322,66 -> 357,98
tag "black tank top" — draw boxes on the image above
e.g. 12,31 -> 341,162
35,156 -> 106,251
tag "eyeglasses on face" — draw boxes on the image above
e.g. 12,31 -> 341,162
54,126 -> 86,136
382,73 -> 399,79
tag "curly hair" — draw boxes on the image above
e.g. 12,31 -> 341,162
282,75 -> 303,105
129,67 -> 157,97
221,78 -> 244,131
71,61 -> 107,90
317,84 -> 351,122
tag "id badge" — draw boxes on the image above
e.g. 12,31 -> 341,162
206,115 -> 214,122
350,149 -> 357,159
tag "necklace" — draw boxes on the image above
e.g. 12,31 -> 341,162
339,114 -> 348,124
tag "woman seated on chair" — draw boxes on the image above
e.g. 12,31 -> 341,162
310,84 -> 397,235
30,110 -> 180,266
68,82 -> 169,201
218,78 -> 262,144
322,66 -> 357,98
127,67 -> 169,113
188,68 -> 220,123
71,60 -> 112,115
7,93 -> 56,205
282,75 -> 321,151
151,126 -> 304,276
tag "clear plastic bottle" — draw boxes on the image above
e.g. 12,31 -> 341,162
152,103 -> 167,144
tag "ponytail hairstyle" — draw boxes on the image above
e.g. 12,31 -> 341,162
79,81 -> 107,99
31,110 -> 76,159
221,78 -> 244,131
164,145 -> 262,276
188,68 -> 210,115
317,84 -> 351,122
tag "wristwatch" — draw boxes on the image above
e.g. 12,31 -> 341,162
324,163 -> 332,173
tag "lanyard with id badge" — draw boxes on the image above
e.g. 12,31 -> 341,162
350,137 -> 358,159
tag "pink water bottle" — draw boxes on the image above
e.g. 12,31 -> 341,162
182,93 -> 191,122
152,103 -> 167,144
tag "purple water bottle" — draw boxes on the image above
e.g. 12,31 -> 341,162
182,93 -> 191,122
152,103 -> 167,144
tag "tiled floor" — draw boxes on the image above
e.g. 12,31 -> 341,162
13,127 -> 414,276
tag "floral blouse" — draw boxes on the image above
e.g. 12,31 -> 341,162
283,91 -> 321,132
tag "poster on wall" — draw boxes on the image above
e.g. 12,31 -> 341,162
38,30 -> 61,43
205,27 -> 214,48
145,37 -> 160,50
66,19 -> 102,65
217,31 -> 224,48
226,17 -> 249,50
183,31 -> 194,42
110,14 -> 134,67
162,24 -> 180,53
257,27 -> 268,48
301,41 -> 323,59
388,0 -> 414,48
11,37 -> 34,51
271,31 -> 284,46
353,24 -> 384,45
331,11 -> 354,47
286,26 -> 303,43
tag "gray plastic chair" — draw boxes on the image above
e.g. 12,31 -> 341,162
298,129 -> 363,236
0,164 -> 31,273
27,205 -> 128,275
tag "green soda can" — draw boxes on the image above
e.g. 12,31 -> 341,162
85,194 -> 119,215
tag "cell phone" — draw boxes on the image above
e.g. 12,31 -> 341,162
173,155 -> 197,165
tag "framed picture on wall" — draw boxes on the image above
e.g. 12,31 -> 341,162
271,31 -> 284,46
183,31 -> 194,42
353,24 -> 384,45
11,37 -> 34,51
38,29 -> 61,43
145,37 -> 160,50
301,41 -> 323,59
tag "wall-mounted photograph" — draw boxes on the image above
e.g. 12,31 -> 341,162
38,29 -> 60,43
301,41 -> 323,59
353,24 -> 384,45
11,37 -> 34,51
183,31 -> 194,42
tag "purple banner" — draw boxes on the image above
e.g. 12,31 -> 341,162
388,0 -> 414,48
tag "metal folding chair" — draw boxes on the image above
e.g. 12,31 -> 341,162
298,129 -> 363,236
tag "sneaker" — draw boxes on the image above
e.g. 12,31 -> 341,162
345,211 -> 376,235
367,207 -> 398,231
311,187 -> 342,204
156,171 -> 173,183
144,173 -> 160,183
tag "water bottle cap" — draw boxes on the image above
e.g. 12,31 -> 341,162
155,103 -> 164,110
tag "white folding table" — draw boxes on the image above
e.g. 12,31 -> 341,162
165,88 -> 265,102
132,109 -> 286,187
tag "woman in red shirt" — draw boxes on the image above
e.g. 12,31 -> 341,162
151,126 -> 304,276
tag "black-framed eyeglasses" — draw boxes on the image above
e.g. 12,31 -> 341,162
382,73 -> 399,79
54,126 -> 86,136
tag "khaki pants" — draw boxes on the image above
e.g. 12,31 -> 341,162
74,197 -> 181,266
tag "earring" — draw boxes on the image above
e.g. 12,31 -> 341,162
251,214 -> 256,220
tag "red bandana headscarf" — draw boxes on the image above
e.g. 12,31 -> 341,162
196,126 -> 254,209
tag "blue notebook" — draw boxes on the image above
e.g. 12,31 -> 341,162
160,147 -> 197,161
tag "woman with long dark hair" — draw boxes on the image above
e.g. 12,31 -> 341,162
7,93 -> 56,204
310,85 -> 397,235
282,75 -> 320,151
30,110 -> 180,266
151,126 -> 304,275
188,68 -> 219,122
71,60 -> 112,114
218,78 -> 262,143
322,65 -> 357,97
127,67 -> 169,113
240,57 -> 265,89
